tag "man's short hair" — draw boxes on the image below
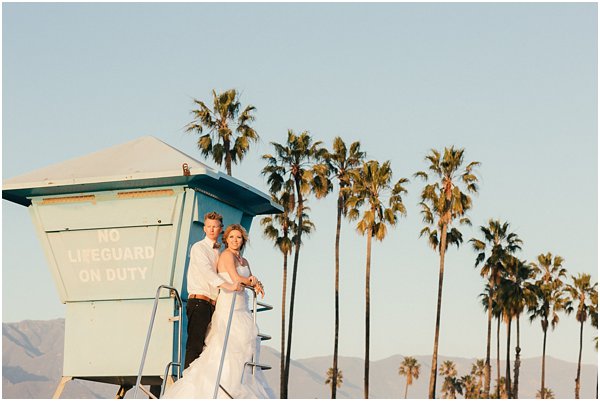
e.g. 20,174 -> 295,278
204,211 -> 224,226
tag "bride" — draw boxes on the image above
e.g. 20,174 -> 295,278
163,224 -> 275,399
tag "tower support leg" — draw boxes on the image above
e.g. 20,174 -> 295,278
52,376 -> 73,399
115,384 -> 132,399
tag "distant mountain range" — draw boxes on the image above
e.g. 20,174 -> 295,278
2,319 -> 597,398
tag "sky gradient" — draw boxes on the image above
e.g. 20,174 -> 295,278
2,2 -> 598,371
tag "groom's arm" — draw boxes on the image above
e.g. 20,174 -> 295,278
189,244 -> 240,292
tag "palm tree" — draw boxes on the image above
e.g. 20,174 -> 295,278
347,159 -> 408,398
496,277 -> 517,398
505,256 -> 535,399
591,291 -> 598,399
495,256 -> 534,399
186,89 -> 258,176
260,190 -> 314,397
529,252 -> 568,399
536,388 -> 555,399
470,219 -> 522,397
439,360 -> 461,399
470,359 -> 485,398
324,137 -> 365,398
480,284 -> 503,398
565,273 -> 598,398
415,146 -> 480,398
262,130 -> 329,398
398,356 -> 421,399
591,290 -> 598,330
325,367 -> 344,391
495,311 -> 502,398
460,374 -> 478,399
494,377 -> 508,399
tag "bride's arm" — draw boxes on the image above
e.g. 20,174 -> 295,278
218,251 -> 253,287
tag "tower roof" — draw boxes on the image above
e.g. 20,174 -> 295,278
3,136 -> 281,215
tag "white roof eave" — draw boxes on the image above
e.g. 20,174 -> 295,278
2,167 -> 214,192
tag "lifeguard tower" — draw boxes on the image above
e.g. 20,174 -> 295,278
2,136 -> 281,398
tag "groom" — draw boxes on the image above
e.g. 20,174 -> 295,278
184,211 -> 241,369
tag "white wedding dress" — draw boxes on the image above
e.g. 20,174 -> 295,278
163,265 -> 275,399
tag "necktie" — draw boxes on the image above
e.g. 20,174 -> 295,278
213,242 -> 221,249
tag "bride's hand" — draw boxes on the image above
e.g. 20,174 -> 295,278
254,281 -> 265,298
249,275 -> 258,286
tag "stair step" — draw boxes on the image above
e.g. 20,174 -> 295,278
245,362 -> 271,370
256,301 -> 273,312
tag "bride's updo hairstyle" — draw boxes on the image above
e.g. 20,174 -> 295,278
223,224 -> 249,251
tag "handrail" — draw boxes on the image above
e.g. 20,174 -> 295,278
160,361 -> 180,397
133,285 -> 183,399
212,289 -> 239,398
214,285 -> 268,398
241,287 -> 272,383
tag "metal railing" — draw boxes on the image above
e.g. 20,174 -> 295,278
133,285 -> 183,399
214,285 -> 273,398
134,284 -> 272,399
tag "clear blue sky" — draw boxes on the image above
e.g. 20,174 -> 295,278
2,2 -> 597,368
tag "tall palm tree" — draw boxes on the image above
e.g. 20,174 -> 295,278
591,291 -> 598,399
470,219 -> 522,398
325,367 -> 344,391
439,360 -> 461,399
262,130 -> 329,398
415,146 -> 480,398
529,252 -> 568,399
186,89 -> 258,176
495,256 -> 534,399
480,284 -> 503,398
347,159 -> 408,398
398,356 -> 421,399
324,137 -> 365,398
565,273 -> 598,399
260,190 -> 314,397
496,311 -> 502,398
505,257 -> 535,399
497,276 -> 517,398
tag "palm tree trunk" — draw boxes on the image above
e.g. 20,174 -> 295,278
404,379 -> 409,399
364,228 -> 373,399
513,314 -> 521,399
497,316 -> 501,398
428,223 -> 448,399
575,320 -> 584,398
505,318 -> 512,398
540,322 -> 548,399
280,251 -> 288,398
224,140 -> 232,176
484,288 -> 493,398
283,186 -> 304,399
332,193 -> 343,399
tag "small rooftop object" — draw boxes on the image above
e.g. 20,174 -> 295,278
2,136 -> 282,398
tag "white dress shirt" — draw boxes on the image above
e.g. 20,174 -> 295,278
186,237 -> 225,301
